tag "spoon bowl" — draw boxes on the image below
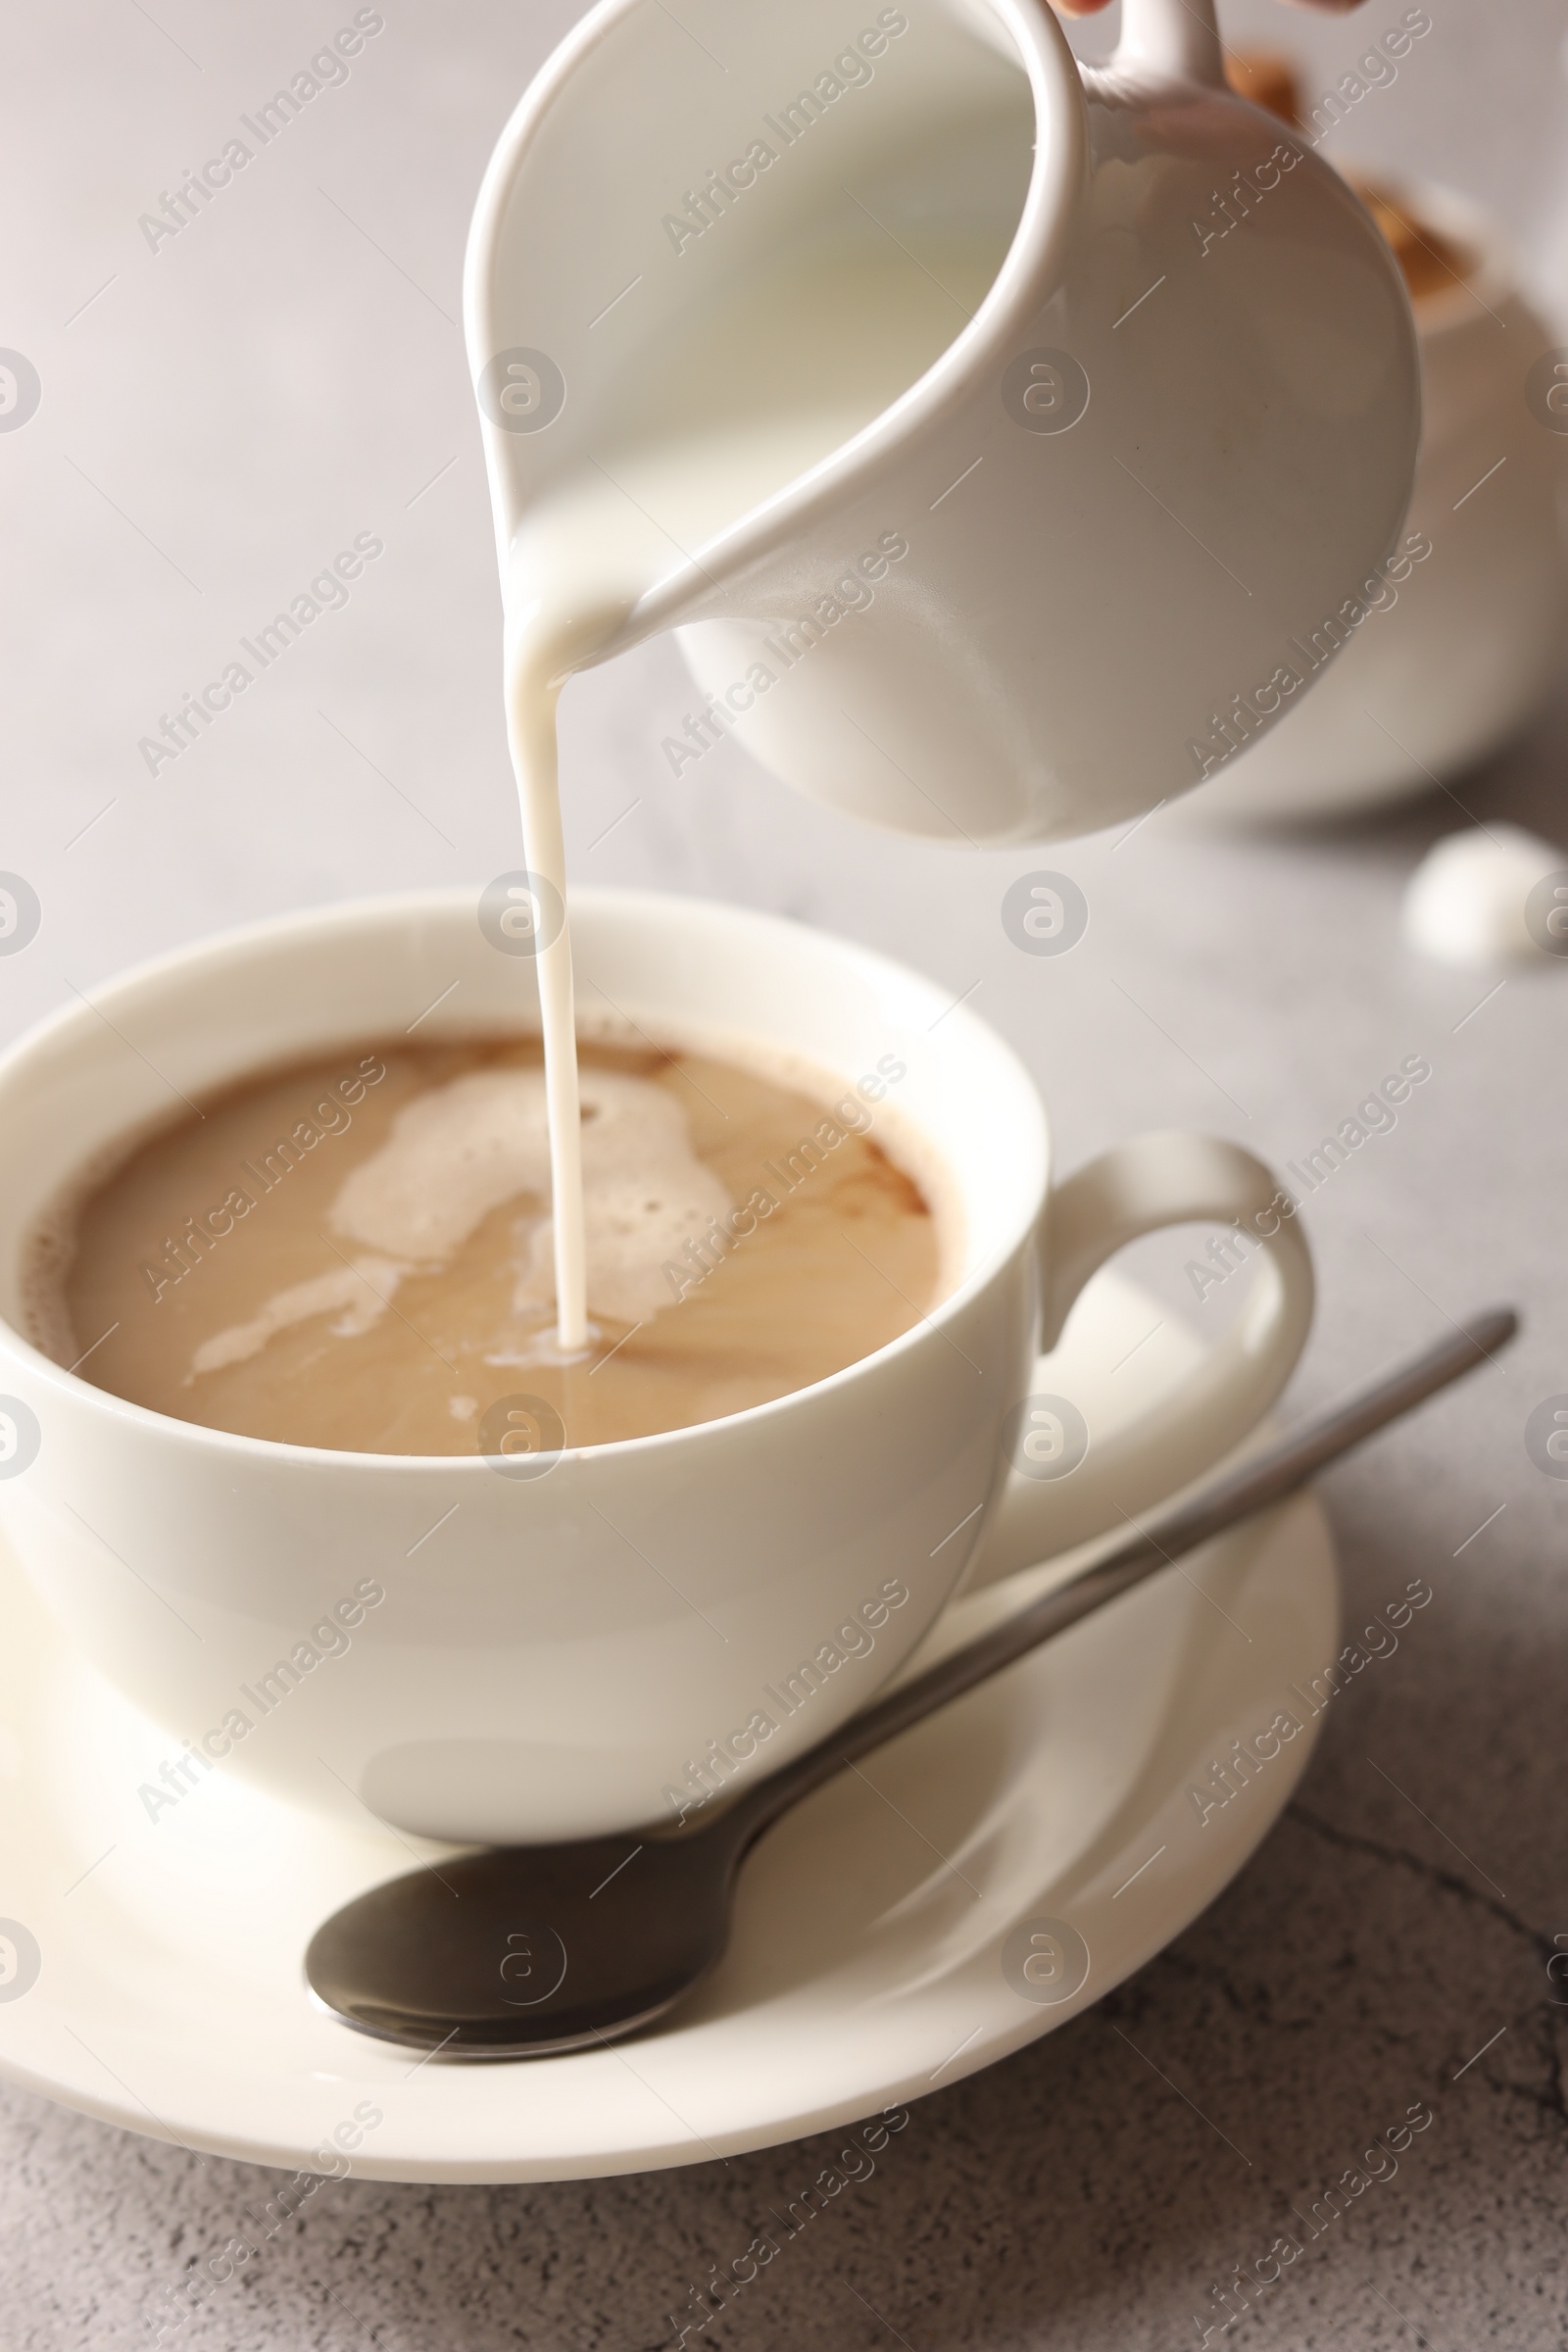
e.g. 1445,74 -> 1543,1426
306,1832 -> 737,2057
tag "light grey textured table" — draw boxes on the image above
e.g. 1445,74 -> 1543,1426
3,1 -> 1566,2343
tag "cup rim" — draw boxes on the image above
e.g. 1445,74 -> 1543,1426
0,885 -> 1049,1475
464,0 -> 1088,641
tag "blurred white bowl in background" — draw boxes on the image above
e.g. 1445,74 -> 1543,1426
1188,180 -> 1568,823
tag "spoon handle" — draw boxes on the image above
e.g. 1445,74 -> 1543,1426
718,1307 -> 1516,1853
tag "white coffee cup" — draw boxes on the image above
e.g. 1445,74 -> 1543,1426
0,891 -> 1312,1843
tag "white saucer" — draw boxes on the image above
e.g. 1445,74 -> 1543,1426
0,1272 -> 1337,2183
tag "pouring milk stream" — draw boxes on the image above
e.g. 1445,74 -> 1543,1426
470,0 -> 1420,1351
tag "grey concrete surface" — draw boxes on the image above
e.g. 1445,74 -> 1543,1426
2,0 -> 1566,2344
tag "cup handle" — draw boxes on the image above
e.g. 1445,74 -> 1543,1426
963,1132 -> 1314,1590
1112,0 -> 1224,87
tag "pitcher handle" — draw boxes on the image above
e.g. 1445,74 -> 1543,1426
1112,0 -> 1224,85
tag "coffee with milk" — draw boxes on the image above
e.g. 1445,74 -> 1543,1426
32,1033 -> 942,1453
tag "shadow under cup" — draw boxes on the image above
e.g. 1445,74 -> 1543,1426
0,888 -> 1048,1845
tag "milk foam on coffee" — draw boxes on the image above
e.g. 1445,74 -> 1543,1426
330,1064 -> 731,1324
186,1065 -> 731,1377
42,1036 -> 942,1454
499,229 -> 1013,1351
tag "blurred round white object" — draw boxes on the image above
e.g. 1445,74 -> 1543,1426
1188,181 -> 1568,824
1401,824 -> 1568,968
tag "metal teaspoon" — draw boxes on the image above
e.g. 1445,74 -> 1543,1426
305,1307 -> 1516,2059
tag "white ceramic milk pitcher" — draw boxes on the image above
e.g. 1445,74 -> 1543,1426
466,0 -> 1420,843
